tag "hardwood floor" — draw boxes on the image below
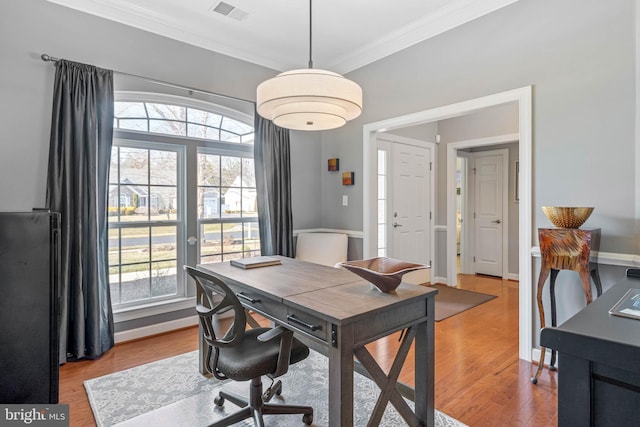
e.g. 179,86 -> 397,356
59,275 -> 558,426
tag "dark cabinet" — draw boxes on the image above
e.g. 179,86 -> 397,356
0,212 -> 60,403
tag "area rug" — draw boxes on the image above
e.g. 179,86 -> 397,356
431,284 -> 497,321
85,350 -> 466,427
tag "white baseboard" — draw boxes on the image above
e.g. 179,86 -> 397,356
531,347 -> 557,368
114,315 -> 198,344
432,276 -> 449,285
293,228 -> 363,239
507,273 -> 519,281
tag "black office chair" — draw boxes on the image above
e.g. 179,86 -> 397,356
185,266 -> 313,427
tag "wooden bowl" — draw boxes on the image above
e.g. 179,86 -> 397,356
541,206 -> 594,228
340,257 -> 429,293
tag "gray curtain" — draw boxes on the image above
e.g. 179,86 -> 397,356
46,60 -> 115,363
254,114 -> 294,257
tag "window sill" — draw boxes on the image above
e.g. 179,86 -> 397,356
113,297 -> 196,323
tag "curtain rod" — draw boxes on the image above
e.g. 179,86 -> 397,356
40,54 -> 255,106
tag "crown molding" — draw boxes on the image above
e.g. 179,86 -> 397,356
47,0 -> 520,74
46,0 -> 286,71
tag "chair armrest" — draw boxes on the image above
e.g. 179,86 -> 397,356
257,325 -> 287,342
257,326 -> 294,378
196,304 -> 215,317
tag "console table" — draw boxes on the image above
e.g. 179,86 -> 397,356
531,227 -> 602,384
540,269 -> 640,426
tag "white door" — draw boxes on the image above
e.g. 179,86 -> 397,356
473,151 -> 506,277
390,142 -> 433,283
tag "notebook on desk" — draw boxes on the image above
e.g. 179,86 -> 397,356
230,256 -> 281,269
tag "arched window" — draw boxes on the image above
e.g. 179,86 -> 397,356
114,100 -> 254,143
109,93 -> 259,311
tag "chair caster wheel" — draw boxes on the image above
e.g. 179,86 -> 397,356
302,413 -> 313,425
214,395 -> 225,406
530,377 -> 538,384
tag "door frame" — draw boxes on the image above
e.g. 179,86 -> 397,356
362,86 -> 532,361
457,152 -> 473,274
458,147 -> 511,279
377,133 -> 435,266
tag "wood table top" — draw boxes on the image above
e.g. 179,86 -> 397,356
200,256 -> 437,324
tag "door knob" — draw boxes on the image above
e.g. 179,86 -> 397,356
492,219 -> 502,224
393,222 -> 403,228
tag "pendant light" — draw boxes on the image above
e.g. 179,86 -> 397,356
256,0 -> 363,131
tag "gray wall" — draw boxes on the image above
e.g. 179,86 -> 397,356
389,122 -> 439,141
437,103 -> 519,223
322,0 -> 636,255
290,130 -> 323,229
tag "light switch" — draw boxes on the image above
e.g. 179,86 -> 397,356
342,195 -> 348,206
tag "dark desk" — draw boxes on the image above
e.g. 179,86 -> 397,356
540,271 -> 640,426
200,256 -> 437,427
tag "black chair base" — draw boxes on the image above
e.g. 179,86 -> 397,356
211,377 -> 313,427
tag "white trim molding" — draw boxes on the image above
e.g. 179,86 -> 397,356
113,297 -> 196,323
531,347 -> 557,371
531,246 -> 640,268
114,316 -> 198,344
293,228 -> 364,239
46,0 -> 520,74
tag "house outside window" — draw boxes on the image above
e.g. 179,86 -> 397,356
108,92 -> 257,311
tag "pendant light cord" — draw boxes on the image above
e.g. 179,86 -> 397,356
308,0 -> 313,69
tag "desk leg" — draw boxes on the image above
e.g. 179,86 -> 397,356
532,266 -> 550,384
557,353 -> 592,427
355,329 -> 418,426
415,296 -> 435,427
328,323 -> 354,426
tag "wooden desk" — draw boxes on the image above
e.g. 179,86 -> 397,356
532,227 -> 602,383
540,270 -> 640,426
199,256 -> 437,427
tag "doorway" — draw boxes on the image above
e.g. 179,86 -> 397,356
456,148 -> 510,278
362,86 -> 532,361
376,133 -> 435,285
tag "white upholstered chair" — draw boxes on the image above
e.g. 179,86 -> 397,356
294,232 -> 348,268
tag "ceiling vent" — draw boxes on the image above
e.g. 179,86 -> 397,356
211,2 -> 248,21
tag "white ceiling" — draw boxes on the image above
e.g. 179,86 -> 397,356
47,0 -> 519,74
